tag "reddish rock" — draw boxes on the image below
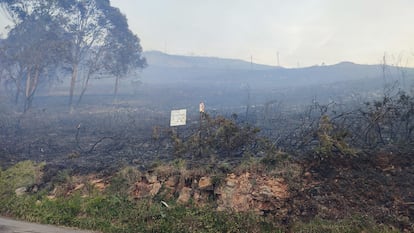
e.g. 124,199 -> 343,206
133,181 -> 162,198
165,176 -> 179,188
216,172 -> 289,213
150,182 -> 161,196
146,175 -> 158,184
193,190 -> 208,206
73,183 -> 85,191
177,187 -> 192,204
198,176 -> 213,190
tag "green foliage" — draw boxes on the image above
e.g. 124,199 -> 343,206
40,194 -> 83,225
0,160 -> 44,197
315,115 -> 355,158
234,153 -> 263,174
51,169 -> 72,185
106,166 -> 141,195
147,205 -> 283,233
210,173 -> 226,188
207,116 -> 260,156
172,158 -> 187,171
0,0 -> 146,109
357,92 -> 414,146
171,114 -> 266,159
171,130 -> 186,157
291,216 -> 400,233
261,150 -> 290,168
0,191 -> 283,233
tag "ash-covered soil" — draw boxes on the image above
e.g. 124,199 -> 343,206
1,101 -> 413,232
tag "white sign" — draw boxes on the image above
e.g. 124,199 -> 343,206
170,109 -> 187,126
199,102 -> 205,113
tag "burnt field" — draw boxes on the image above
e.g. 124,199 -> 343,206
1,90 -> 414,179
1,92 -> 414,232
1,95 -> 180,172
0,93 -> 259,173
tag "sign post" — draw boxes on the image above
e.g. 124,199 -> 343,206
170,109 -> 186,145
198,102 -> 206,157
199,102 -> 205,114
170,109 -> 187,127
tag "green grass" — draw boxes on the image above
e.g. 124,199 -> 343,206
0,161 -> 403,233
1,193 -> 283,233
0,160 -> 44,197
291,217 -> 400,233
0,160 -> 283,232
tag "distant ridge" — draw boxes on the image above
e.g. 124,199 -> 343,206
140,51 -> 414,93
66,50 -> 414,108
144,50 -> 412,71
143,50 -> 278,70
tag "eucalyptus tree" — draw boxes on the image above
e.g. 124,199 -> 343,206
0,0 -> 71,111
0,43 -> 5,102
102,7 -> 146,102
0,0 -> 40,23
0,39 -> 11,98
0,0 -> 146,110
0,0 -> 43,104
75,46 -> 106,106
53,0 -> 146,109
56,0 -> 113,110
0,31 -> 27,104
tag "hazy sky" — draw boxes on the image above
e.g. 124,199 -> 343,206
110,0 -> 413,67
1,0 -> 413,67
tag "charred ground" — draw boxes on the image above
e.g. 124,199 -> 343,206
0,91 -> 413,232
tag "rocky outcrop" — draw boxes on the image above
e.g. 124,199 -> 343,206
132,175 -> 162,198
177,187 -> 192,204
90,179 -> 106,191
165,176 -> 179,189
128,172 -> 289,215
216,172 -> 289,214
198,176 -> 213,190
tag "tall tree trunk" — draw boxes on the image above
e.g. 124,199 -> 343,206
69,63 -> 78,112
77,49 -> 103,107
24,69 -> 32,112
14,76 -> 21,105
14,67 -> 25,105
77,75 -> 91,106
25,70 -> 31,99
24,67 -> 40,113
113,75 -> 120,104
